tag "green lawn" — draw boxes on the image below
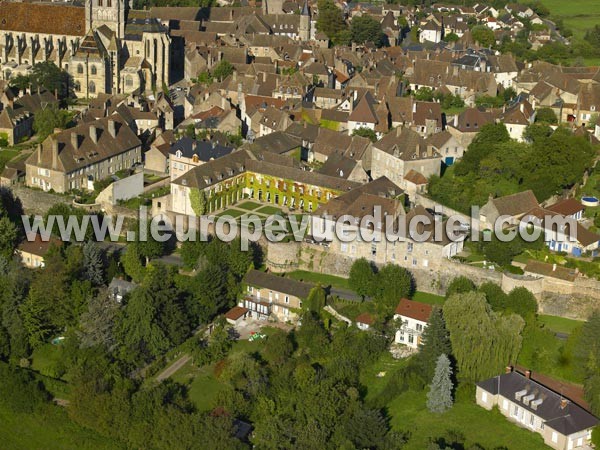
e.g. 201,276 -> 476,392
387,390 -> 548,450
0,149 -> 19,170
539,314 -> 584,335
31,343 -> 65,379
540,0 -> 600,38
236,201 -> 262,211
517,323 -> 582,383
255,205 -> 283,216
0,403 -> 123,450
170,361 -> 226,413
286,270 -> 350,289
360,352 -> 409,403
412,291 -> 445,305
330,298 -> 377,321
216,208 -> 245,219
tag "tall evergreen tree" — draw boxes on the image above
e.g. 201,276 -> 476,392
83,241 -> 105,286
417,306 -> 452,380
426,354 -> 454,414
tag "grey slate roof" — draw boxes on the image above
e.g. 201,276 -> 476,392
478,371 -> 598,435
169,136 -> 234,162
244,270 -> 315,298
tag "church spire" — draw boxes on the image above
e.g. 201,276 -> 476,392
301,0 -> 310,16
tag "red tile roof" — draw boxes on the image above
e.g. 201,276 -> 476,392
395,298 -> 432,322
17,234 -> 62,258
0,3 -> 85,36
355,312 -> 374,325
225,306 -> 248,321
404,169 -> 428,185
547,198 -> 585,217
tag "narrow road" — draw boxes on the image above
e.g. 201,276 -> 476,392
155,354 -> 191,382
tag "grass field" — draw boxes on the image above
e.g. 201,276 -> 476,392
538,314 -> 584,335
236,201 -> 262,211
517,322 -> 582,383
412,291 -> 445,305
387,390 -> 548,450
286,269 -> 351,289
0,149 -> 19,171
540,0 -> 600,38
359,355 -> 549,449
31,344 -> 65,377
0,404 -> 123,450
170,361 -> 226,412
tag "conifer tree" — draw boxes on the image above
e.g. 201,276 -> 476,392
426,354 -> 454,414
418,306 -> 452,380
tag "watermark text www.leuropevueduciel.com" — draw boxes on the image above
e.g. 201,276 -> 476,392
21,205 -> 581,251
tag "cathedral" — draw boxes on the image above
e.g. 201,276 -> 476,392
0,0 -> 170,98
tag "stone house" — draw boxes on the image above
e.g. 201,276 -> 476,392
241,270 -> 317,322
476,368 -> 598,450
17,234 -> 62,269
368,126 -> 442,189
168,149 -> 358,216
310,190 -> 465,271
500,98 -> 536,142
425,130 -> 465,165
0,89 -> 59,145
168,136 -> 234,181
25,117 -> 142,193
144,130 -> 175,175
479,190 -> 539,229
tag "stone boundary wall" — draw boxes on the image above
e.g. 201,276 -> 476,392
12,186 -> 67,216
265,241 -> 600,320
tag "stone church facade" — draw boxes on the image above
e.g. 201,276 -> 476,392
0,0 -> 170,98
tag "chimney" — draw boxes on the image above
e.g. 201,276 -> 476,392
560,398 -> 569,409
412,101 -> 417,114
52,139 -> 58,169
90,125 -> 98,144
525,370 -> 531,379
37,144 -> 42,164
453,114 -> 458,127
552,263 -> 557,272
262,72 -> 267,83
505,365 -> 513,374
108,119 -> 117,138
71,133 -> 79,150
519,103 -> 524,114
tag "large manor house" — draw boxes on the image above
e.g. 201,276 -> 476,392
0,0 -> 170,98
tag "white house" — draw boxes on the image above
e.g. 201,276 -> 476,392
394,298 -> 432,348
355,312 -> 374,330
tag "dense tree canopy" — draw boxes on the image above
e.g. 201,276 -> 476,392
443,291 -> 524,382
430,124 -> 596,212
316,0 -> 350,45
350,15 -> 386,47
349,257 -> 377,299
574,310 -> 600,415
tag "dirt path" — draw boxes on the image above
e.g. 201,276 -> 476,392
155,354 -> 191,382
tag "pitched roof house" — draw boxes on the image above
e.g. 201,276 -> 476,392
476,369 -> 598,450
25,117 -> 142,193
479,190 -> 539,229
394,298 -> 433,348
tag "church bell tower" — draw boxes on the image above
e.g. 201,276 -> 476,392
85,0 -> 127,40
